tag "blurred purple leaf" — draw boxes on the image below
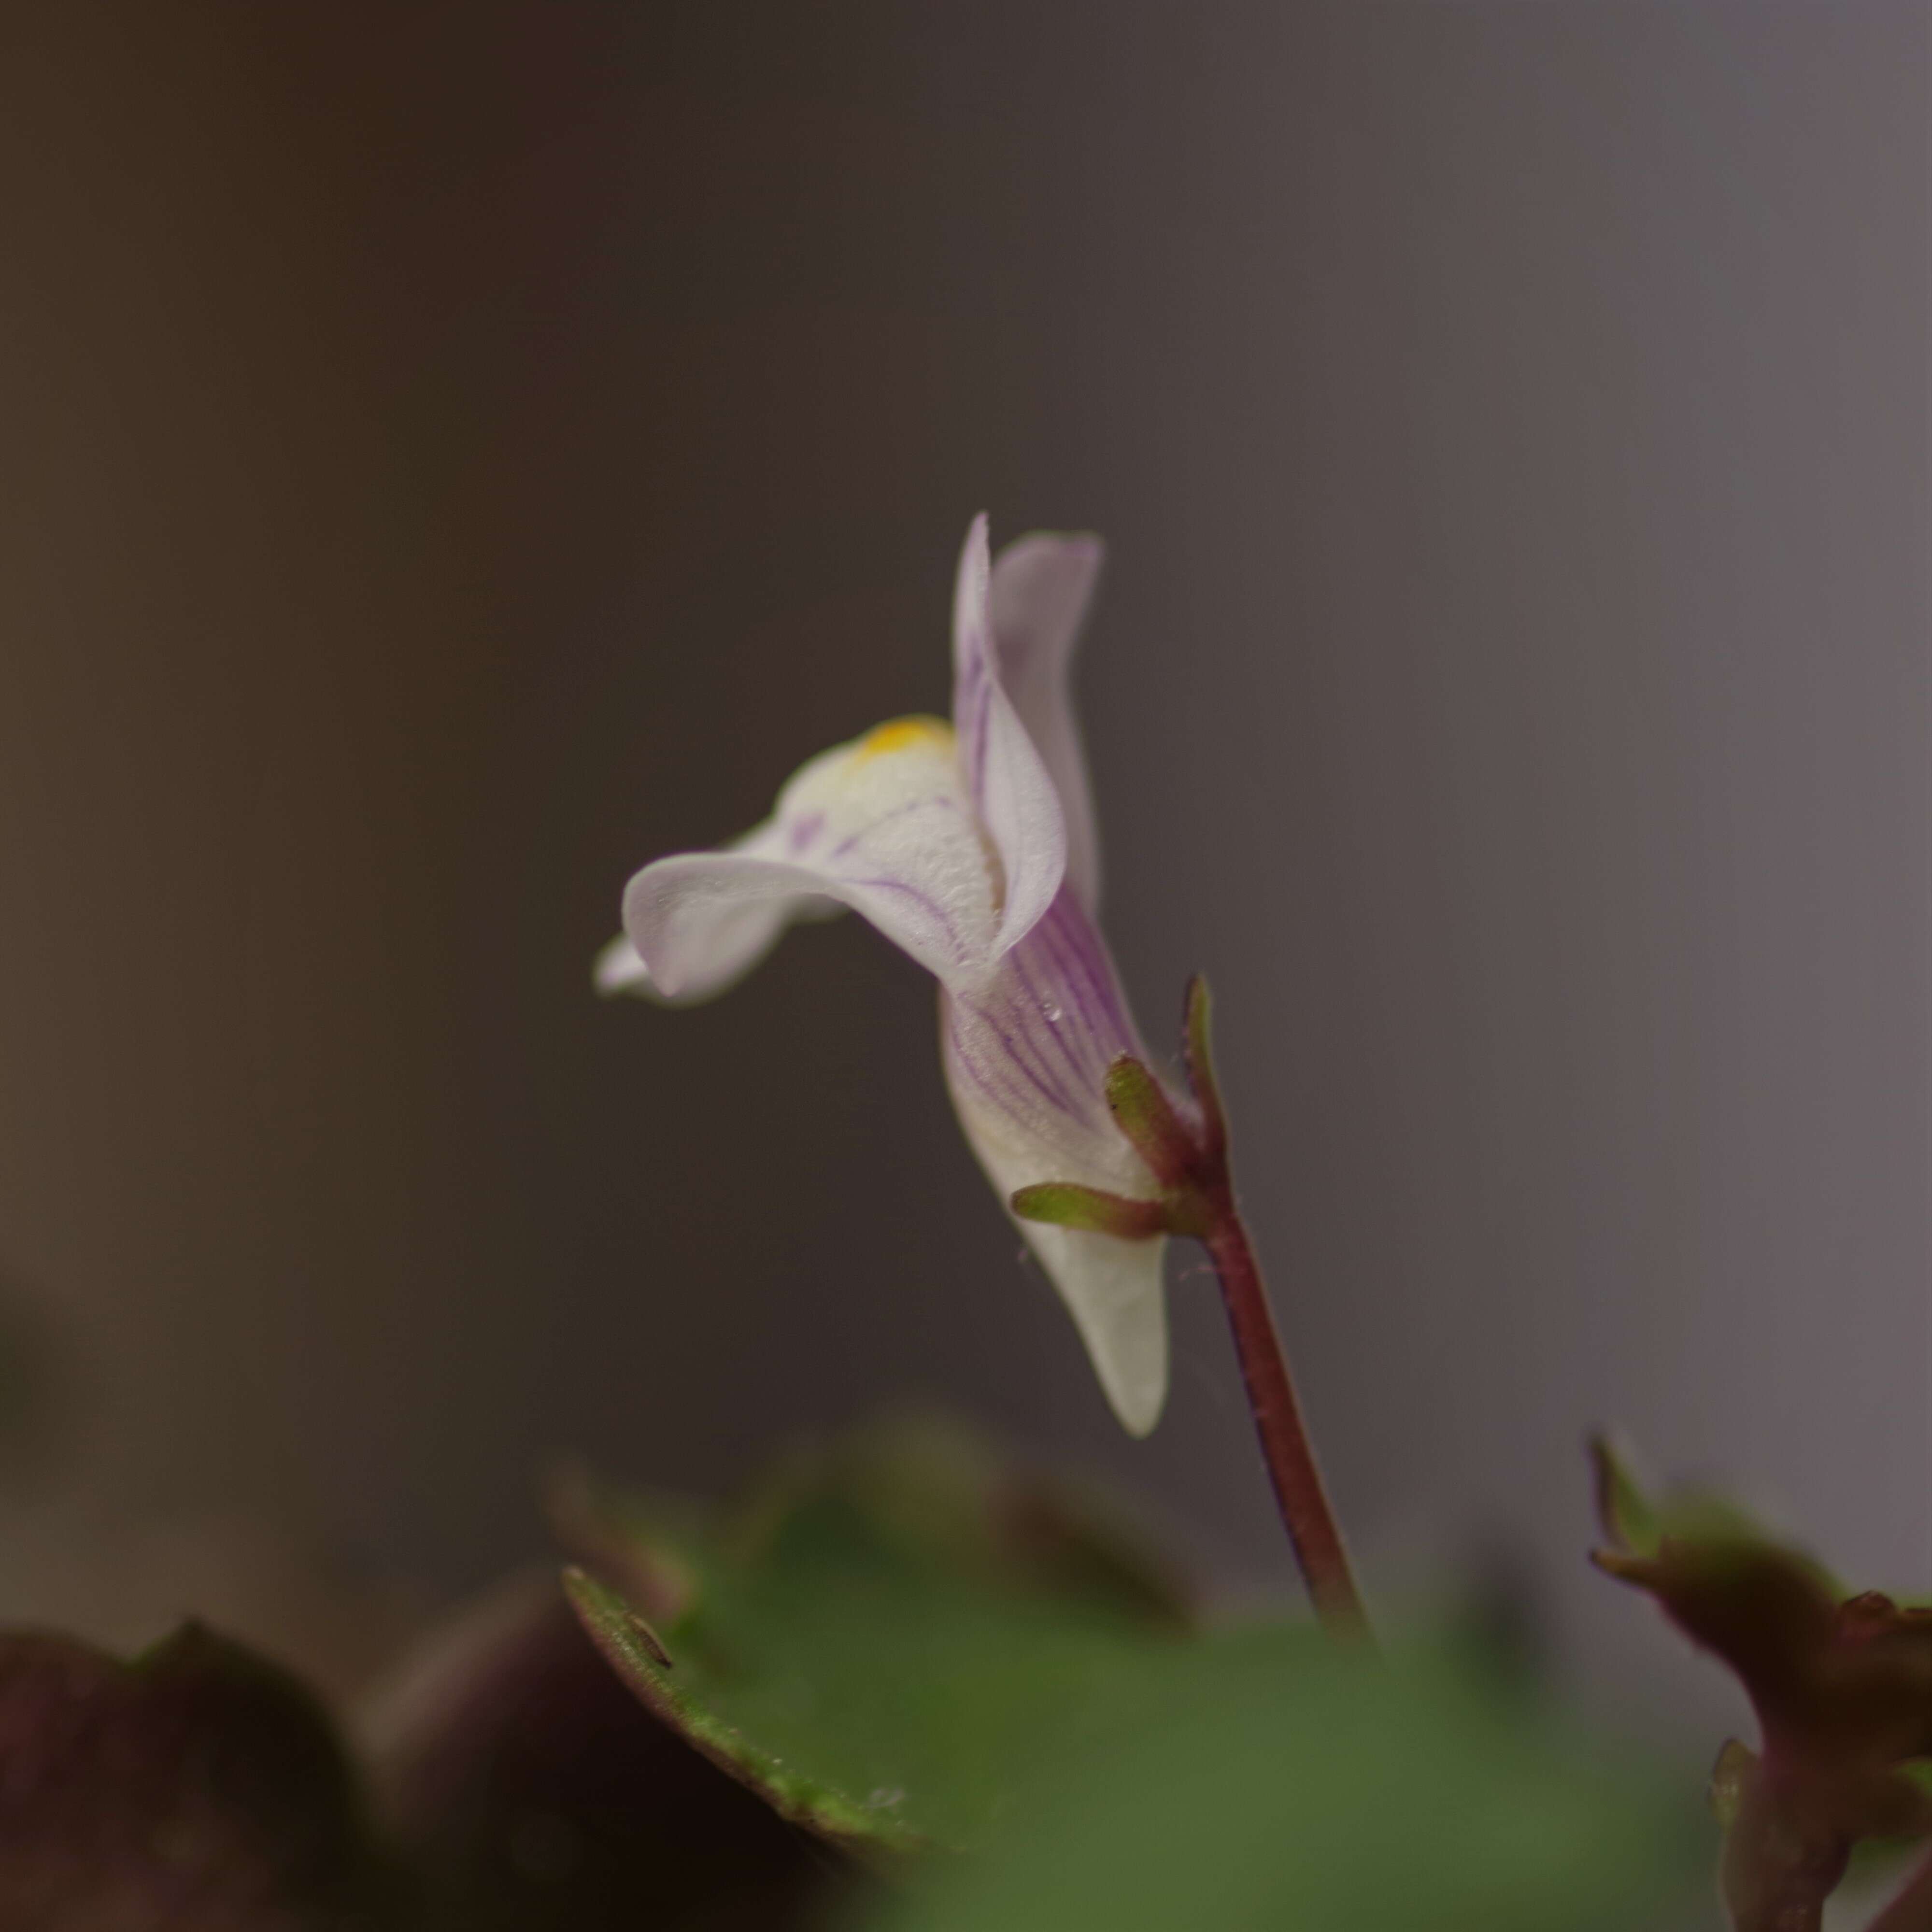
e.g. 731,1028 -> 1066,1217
1591,1439 -> 1932,1930
0,1621 -> 402,1930
363,1572 -> 837,1931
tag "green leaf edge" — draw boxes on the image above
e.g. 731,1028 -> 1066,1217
1588,1434 -> 1662,1558
562,1565 -> 926,1855
1588,1433 -> 1847,1597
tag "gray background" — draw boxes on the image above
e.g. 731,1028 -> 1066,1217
0,2 -> 1922,1741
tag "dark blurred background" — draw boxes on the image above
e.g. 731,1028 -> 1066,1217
0,2 -> 1922,1741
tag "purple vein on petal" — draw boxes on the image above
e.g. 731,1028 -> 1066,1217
1036,895 -> 1132,1051
1027,915 -> 1110,1073
945,1001 -> 1078,1125
1015,970 -> 1106,1116
977,996 -> 1084,1118
1046,895 -> 1124,1027
959,627 -> 994,808
951,996 -> 1081,1121
848,875 -> 969,965
1007,940 -> 1101,1097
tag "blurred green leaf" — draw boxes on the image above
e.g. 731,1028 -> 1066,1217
563,1418 -> 1699,1929
857,1645 -> 1697,1932
561,1415 -> 1223,1854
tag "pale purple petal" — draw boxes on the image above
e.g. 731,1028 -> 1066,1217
951,515 -> 1067,958
622,718 -> 1000,999
940,887 -> 1144,1166
944,1002 -> 1168,1434
938,883 -> 1171,1433
989,533 -> 1105,914
601,887 -> 827,1005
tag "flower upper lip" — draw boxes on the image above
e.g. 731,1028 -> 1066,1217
607,516 -> 1098,1003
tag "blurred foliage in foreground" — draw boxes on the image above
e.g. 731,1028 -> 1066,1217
0,1414 -> 1711,1930
1592,1438 -> 1932,1932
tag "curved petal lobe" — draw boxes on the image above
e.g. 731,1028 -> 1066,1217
623,718 -> 1001,999
989,532 -> 1105,913
944,1019 -> 1169,1435
952,515 -> 1067,957
1017,1222 -> 1168,1437
938,888 -> 1169,1435
599,891 -> 827,1006
595,933 -> 651,994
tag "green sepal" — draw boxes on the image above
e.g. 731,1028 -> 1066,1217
1010,1182 -> 1168,1241
1101,1056 -> 1199,1189
1180,974 -> 1227,1157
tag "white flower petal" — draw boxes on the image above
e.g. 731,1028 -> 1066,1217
939,887 -> 1170,1435
952,515 -> 1068,958
598,894 -> 822,1006
623,717 -> 1000,998
600,810 -> 843,1004
989,533 -> 1105,914
944,1010 -> 1169,1435
595,933 -> 652,994
1016,1222 -> 1169,1437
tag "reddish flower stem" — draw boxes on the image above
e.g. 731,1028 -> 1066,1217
1200,1183 -> 1369,1642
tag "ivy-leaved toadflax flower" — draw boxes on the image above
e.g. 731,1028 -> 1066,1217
600,516 -> 1174,1435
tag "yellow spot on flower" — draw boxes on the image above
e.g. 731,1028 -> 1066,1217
851,715 -> 954,763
